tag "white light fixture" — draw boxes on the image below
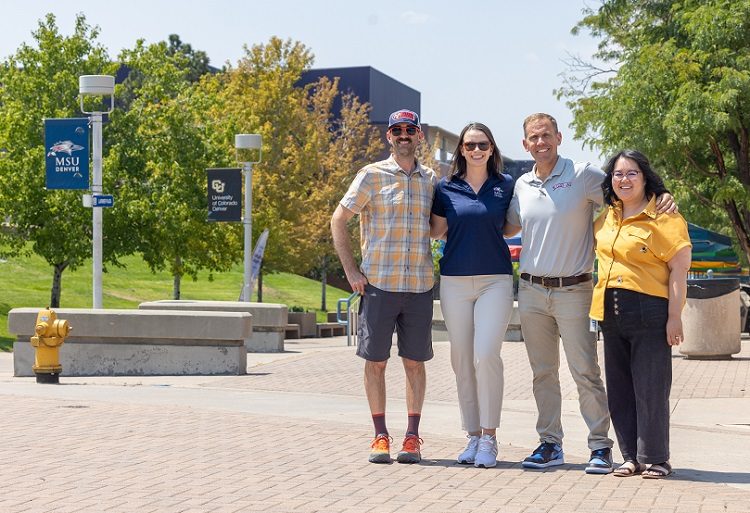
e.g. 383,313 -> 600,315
235,134 -> 262,302
79,75 -> 115,96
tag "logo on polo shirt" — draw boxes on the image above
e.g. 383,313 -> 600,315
493,187 -> 503,198
552,182 -> 572,191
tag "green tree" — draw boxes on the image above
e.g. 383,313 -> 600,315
167,34 -> 213,82
301,83 -> 384,309
106,40 -> 240,299
117,34 -> 212,111
205,38 -> 386,304
559,0 -> 750,263
205,37 -> 315,282
0,14 -> 122,307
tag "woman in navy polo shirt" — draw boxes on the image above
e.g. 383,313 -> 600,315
430,122 -> 514,468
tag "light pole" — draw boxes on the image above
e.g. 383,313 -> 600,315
79,75 -> 114,309
235,134 -> 262,302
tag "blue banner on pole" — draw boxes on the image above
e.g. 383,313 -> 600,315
44,118 -> 89,190
207,168 -> 242,222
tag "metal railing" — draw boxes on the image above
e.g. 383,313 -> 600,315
336,292 -> 360,347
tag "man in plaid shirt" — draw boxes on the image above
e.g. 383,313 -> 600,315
331,109 -> 437,464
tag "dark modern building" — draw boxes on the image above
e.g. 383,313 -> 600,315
298,66 -> 459,176
298,65 -> 534,180
298,66 -> 420,127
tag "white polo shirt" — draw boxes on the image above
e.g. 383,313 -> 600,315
506,157 -> 605,277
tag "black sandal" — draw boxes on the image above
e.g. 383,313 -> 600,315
642,462 -> 672,479
613,460 -> 646,477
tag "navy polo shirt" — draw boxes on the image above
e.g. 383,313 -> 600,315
432,174 -> 514,276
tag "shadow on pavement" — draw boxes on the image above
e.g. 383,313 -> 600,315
671,468 -> 750,484
419,458 -> 585,471
671,355 -> 750,361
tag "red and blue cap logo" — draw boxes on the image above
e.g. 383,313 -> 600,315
388,109 -> 420,128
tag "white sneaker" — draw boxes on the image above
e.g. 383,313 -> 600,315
474,434 -> 498,468
457,434 -> 480,464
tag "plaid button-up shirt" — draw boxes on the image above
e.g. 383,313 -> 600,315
340,156 -> 437,293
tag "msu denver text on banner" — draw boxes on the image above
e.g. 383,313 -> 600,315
207,168 -> 242,222
44,118 -> 89,190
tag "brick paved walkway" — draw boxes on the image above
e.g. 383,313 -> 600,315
1,338 -> 749,513
215,339 -> 750,402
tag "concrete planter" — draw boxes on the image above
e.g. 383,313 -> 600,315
139,300 -> 287,352
287,312 -> 317,338
9,308 -> 250,376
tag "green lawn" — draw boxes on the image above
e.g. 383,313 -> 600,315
0,251 -> 349,352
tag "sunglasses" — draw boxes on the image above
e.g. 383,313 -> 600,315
390,126 -> 418,136
463,141 -> 491,151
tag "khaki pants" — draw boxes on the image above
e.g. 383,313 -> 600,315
440,275 -> 514,432
518,279 -> 613,450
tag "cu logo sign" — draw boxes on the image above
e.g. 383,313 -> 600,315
211,180 -> 225,193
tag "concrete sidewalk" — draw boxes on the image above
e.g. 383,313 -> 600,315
1,336 -> 749,513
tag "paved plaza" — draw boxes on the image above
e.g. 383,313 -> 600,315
1,335 -> 749,513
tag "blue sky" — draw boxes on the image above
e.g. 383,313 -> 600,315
1,0 -> 606,163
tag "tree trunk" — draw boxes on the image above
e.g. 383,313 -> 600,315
173,274 -> 181,300
321,255 -> 328,311
173,255 -> 182,300
257,268 -> 263,302
49,261 -> 69,308
723,200 -> 750,266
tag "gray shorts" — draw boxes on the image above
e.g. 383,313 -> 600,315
356,284 -> 434,362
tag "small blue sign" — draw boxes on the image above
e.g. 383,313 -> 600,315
44,118 -> 89,190
92,194 -> 114,207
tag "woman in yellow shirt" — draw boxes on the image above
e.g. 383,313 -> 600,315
590,150 -> 691,479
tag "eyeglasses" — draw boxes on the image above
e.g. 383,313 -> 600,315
390,126 -> 418,136
612,170 -> 640,180
463,141 -> 491,151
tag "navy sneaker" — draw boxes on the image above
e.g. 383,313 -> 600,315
522,442 -> 564,469
585,448 -> 613,474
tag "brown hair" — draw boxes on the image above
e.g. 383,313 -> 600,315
523,113 -> 559,136
449,122 -> 504,180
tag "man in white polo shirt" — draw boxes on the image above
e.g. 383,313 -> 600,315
504,113 -> 674,474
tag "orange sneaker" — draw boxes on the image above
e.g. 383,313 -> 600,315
369,434 -> 392,463
397,434 -> 423,463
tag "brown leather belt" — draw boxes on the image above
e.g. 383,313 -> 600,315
520,273 -> 593,288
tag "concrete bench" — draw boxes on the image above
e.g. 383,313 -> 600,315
138,300 -> 287,352
432,300 -> 523,342
8,308 -> 250,377
316,322 -> 346,337
285,324 -> 301,339
287,312 -> 317,338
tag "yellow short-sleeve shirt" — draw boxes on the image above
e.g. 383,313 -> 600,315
590,195 -> 691,320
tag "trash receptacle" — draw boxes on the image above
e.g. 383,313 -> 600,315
680,278 -> 741,359
740,285 -> 750,334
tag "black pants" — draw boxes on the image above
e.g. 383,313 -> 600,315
600,288 -> 671,464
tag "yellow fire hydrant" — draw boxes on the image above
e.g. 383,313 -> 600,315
30,308 -> 71,384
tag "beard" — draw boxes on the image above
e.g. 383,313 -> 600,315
391,138 -> 416,158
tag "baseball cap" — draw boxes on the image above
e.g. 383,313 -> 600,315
388,109 -> 420,128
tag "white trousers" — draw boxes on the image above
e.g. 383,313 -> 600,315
440,274 -> 514,432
